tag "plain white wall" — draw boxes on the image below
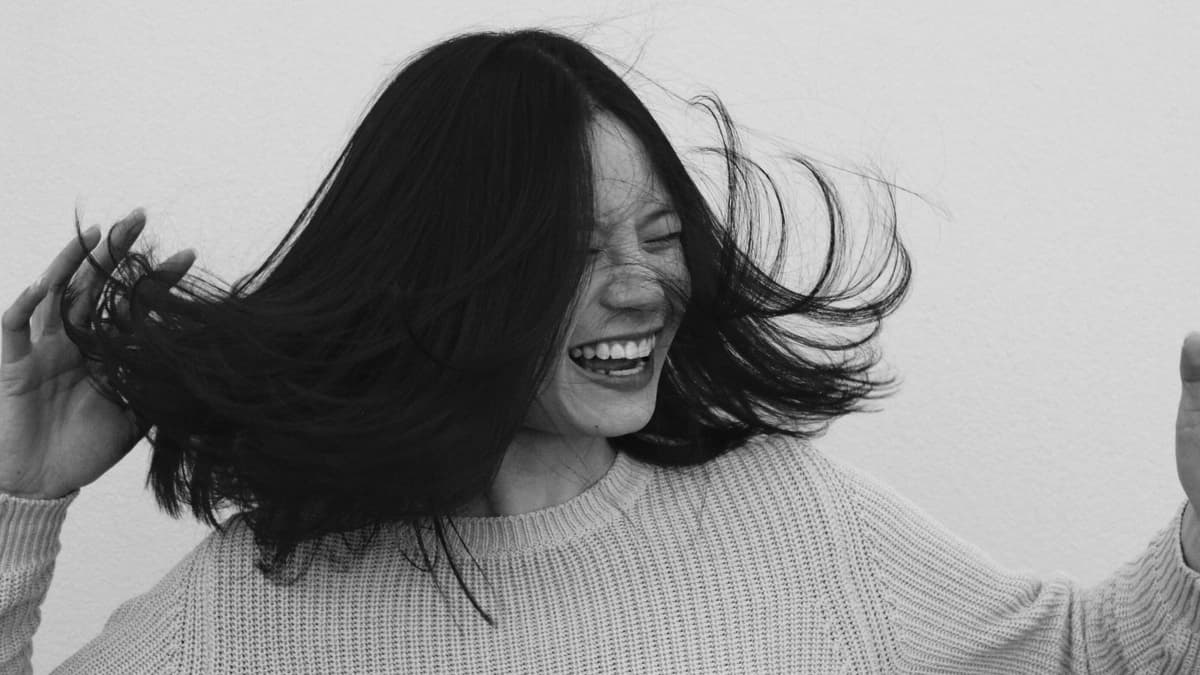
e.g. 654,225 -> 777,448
4,1 -> 1199,670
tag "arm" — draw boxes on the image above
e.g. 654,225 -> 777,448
828,455 -> 1200,674
0,490 -> 78,675
0,490 -> 201,675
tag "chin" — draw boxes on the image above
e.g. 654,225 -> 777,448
576,402 -> 655,437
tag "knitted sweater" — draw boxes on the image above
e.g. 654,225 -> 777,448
3,434 -> 1200,673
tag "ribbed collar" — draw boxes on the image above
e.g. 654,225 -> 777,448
397,450 -> 654,560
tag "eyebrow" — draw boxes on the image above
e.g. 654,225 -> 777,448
596,206 -> 677,234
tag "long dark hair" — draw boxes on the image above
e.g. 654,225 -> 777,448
61,27 -> 912,626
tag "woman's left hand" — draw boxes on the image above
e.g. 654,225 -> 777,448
1174,332 -> 1200,567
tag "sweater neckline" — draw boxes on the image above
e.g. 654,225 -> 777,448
421,450 -> 654,559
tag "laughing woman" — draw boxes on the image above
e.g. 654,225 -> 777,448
3,28 -> 1200,673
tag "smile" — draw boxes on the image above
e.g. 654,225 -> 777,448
570,348 -> 656,390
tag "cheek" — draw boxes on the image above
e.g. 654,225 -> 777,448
654,259 -> 690,312
673,249 -> 691,283
541,351 -> 584,402
675,263 -> 691,298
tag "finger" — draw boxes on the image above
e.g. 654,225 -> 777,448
155,248 -> 197,286
3,227 -> 103,363
2,278 -> 52,364
37,226 -> 104,336
66,208 -> 146,327
1177,333 -> 1200,446
1181,332 -> 1200,407
112,248 -> 197,323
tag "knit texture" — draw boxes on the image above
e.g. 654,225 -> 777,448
2,433 -> 1199,673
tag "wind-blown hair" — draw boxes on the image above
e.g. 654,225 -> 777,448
61,27 -> 911,626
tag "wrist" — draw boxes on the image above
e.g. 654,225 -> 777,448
1183,502 -> 1200,573
0,483 -> 69,501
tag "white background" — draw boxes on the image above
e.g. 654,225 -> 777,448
3,1 -> 1199,670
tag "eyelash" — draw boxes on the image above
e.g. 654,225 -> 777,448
588,232 -> 681,254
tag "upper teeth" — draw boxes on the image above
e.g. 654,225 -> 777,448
571,333 -> 657,360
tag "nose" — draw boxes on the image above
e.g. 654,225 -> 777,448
598,261 -> 665,312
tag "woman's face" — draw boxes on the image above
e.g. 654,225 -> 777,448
523,111 -> 690,440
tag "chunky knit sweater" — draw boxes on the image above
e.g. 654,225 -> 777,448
3,434 -> 1200,673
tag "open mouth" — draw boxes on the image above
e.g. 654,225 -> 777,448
568,331 -> 658,376
571,353 -> 651,377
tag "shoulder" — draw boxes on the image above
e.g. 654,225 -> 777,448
669,434 -> 901,627
696,432 -> 936,541
204,511 -> 271,578
703,432 -> 852,498
676,433 -> 866,529
55,515 -> 229,671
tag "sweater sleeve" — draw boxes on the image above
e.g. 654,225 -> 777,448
0,489 -> 80,675
0,489 -> 207,675
828,456 -> 1200,674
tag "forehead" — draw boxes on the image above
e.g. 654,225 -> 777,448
588,112 -> 671,231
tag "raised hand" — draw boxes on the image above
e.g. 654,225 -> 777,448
1175,332 -> 1200,567
0,209 -> 195,499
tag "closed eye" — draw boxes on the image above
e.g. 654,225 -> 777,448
587,232 -> 681,255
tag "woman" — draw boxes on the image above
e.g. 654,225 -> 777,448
3,27 -> 1200,673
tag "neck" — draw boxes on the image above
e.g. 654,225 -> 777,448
458,432 -> 616,517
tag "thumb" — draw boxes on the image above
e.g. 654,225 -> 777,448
1182,332 -> 1200,410
1177,333 -> 1200,508
1179,334 -> 1200,451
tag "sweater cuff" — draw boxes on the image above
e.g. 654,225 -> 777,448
0,489 -> 80,570
1145,500 -> 1200,633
